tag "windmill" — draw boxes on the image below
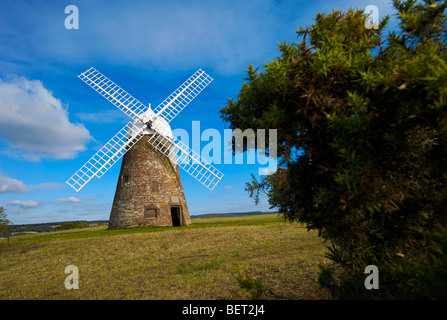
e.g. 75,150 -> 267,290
66,67 -> 224,228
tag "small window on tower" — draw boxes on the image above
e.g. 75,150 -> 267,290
123,175 -> 129,183
144,208 -> 157,220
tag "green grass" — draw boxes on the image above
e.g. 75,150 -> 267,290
0,214 -> 330,300
8,214 -> 279,243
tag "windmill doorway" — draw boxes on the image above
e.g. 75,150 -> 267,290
171,206 -> 182,226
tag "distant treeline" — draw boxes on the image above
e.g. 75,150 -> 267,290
9,220 -> 108,234
9,224 -> 53,233
53,221 -> 90,231
7,212 -> 277,234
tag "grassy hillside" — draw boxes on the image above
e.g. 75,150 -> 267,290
0,214 -> 329,300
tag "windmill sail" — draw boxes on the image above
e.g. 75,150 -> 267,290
66,121 -> 145,192
67,67 -> 223,192
172,137 -> 224,191
78,67 -> 148,121
152,69 -> 213,123
146,129 -> 224,191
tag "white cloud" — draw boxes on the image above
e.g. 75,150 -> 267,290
6,200 -> 40,213
221,185 -> 234,192
8,200 -> 39,207
0,77 -> 91,161
56,196 -> 82,204
0,173 -> 28,193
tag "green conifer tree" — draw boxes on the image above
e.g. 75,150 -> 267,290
220,0 -> 447,299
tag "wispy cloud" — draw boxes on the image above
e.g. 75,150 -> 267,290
221,185 -> 234,192
53,196 -> 97,205
6,200 -> 40,213
0,173 -> 28,193
8,200 -> 40,207
0,76 -> 91,161
0,174 -> 66,194
0,0 -> 304,76
55,196 -> 83,204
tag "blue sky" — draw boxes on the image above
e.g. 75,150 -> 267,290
0,0 -> 397,224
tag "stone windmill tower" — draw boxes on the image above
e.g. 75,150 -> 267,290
66,67 -> 224,228
108,135 -> 190,228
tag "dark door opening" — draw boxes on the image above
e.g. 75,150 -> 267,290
171,207 -> 181,226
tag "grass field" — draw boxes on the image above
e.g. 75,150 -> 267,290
0,214 -> 330,300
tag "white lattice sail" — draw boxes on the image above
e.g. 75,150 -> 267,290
145,131 -> 224,191
67,67 -> 223,192
66,121 -> 145,192
78,67 -> 148,120
152,69 -> 213,122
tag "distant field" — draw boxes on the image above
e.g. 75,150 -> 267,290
0,214 -> 330,300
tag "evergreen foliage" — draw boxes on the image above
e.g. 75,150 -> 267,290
220,0 -> 447,299
0,207 -> 12,240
